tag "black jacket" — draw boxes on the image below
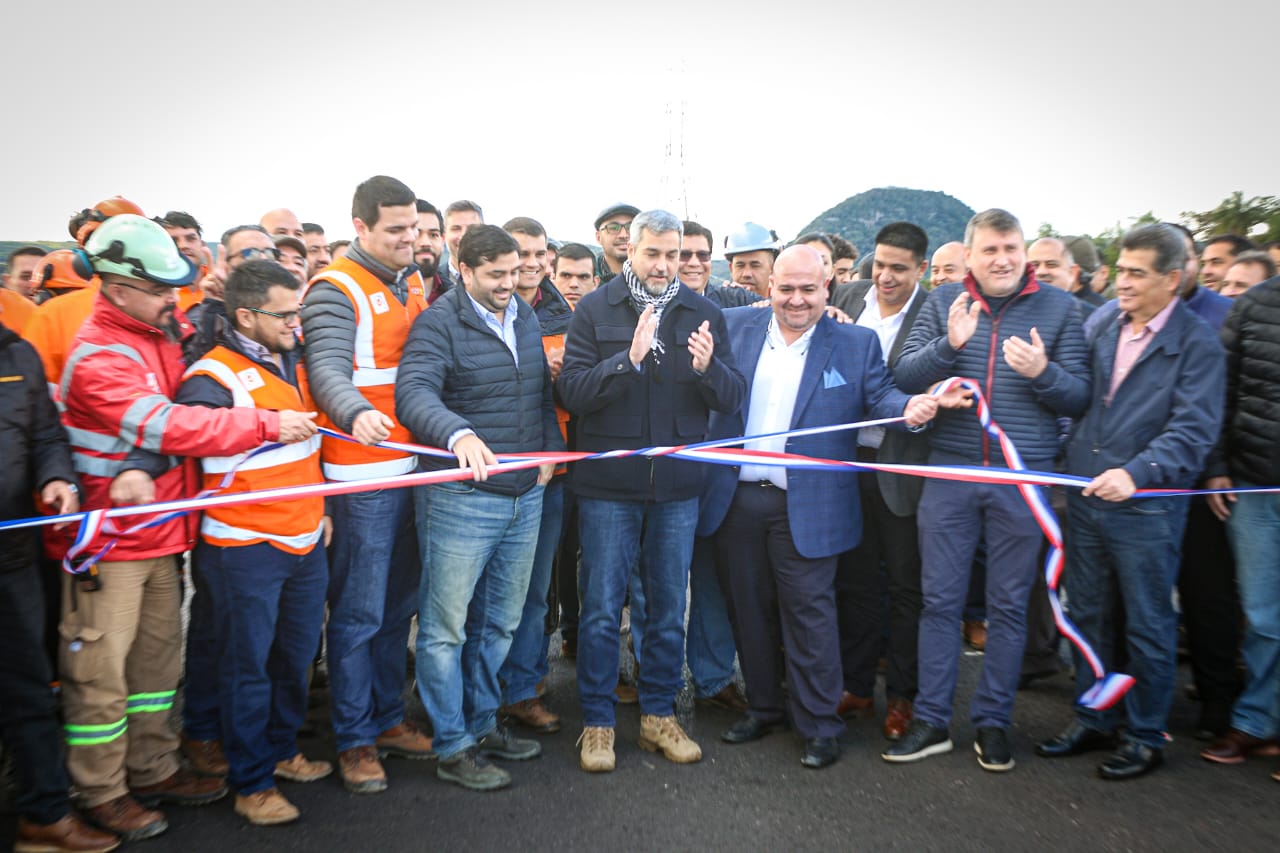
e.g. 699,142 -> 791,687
557,276 -> 746,502
0,328 -> 76,573
395,285 -> 564,497
1206,277 -> 1280,484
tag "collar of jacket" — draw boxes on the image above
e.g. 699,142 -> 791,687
92,288 -> 194,342
447,282 -> 534,333
962,264 -> 1039,311
347,239 -> 420,291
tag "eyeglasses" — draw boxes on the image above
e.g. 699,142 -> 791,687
112,280 -> 174,299
680,250 -> 712,263
246,305 -> 302,323
599,222 -> 630,235
236,247 -> 282,262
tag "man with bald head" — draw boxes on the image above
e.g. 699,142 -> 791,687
930,241 -> 967,286
700,244 -> 963,769
260,209 -> 304,241
1028,237 -> 1104,317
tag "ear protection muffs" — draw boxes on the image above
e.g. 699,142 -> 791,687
70,246 -> 95,280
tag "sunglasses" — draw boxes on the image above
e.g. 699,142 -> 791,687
680,250 -> 712,262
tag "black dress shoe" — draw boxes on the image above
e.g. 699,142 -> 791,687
721,715 -> 787,744
1035,721 -> 1115,758
801,737 -> 841,769
1098,741 -> 1163,780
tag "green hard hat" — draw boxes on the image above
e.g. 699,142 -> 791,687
85,213 -> 197,286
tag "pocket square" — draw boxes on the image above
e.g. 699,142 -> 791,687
823,367 -> 847,389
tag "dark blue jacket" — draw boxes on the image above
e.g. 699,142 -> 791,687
395,285 -> 564,497
697,309 -> 913,558
894,272 -> 1091,467
1066,299 -> 1224,502
1084,284 -> 1233,339
557,276 -> 746,502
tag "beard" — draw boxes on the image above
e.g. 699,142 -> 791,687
416,253 -> 439,277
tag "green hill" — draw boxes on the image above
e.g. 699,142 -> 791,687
796,187 -> 975,258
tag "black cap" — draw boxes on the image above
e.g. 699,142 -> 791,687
594,203 -> 640,231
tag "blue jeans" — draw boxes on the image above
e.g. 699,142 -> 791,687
1067,494 -> 1185,748
577,497 -> 697,726
415,481 -> 543,761
500,477 -> 564,705
197,540 -> 327,793
326,487 -> 418,752
914,478 -> 1043,730
181,553 -> 220,741
687,535 -> 737,697
1226,485 -> 1280,740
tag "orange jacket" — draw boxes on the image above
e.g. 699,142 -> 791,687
299,255 -> 427,481
22,282 -> 100,390
185,346 -> 324,554
0,288 -> 35,335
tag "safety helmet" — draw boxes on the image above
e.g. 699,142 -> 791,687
724,222 -> 780,257
70,195 -> 146,245
35,249 -> 94,292
84,214 -> 198,286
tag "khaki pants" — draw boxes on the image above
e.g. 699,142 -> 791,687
59,556 -> 182,807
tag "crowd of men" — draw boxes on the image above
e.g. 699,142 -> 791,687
1,181 -> 1278,853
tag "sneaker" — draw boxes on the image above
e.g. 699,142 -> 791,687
882,720 -> 953,763
180,734 -> 228,777
477,725 -> 543,761
234,788 -> 300,826
274,753 -> 333,783
437,746 -> 511,791
81,795 -> 166,843
975,726 -> 1015,772
502,697 -> 561,733
638,715 -> 702,764
577,726 -> 616,773
131,768 -> 228,807
338,745 -> 388,794
15,814 -> 121,852
375,720 -> 435,759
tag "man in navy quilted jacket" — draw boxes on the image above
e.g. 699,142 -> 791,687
885,208 -> 1091,773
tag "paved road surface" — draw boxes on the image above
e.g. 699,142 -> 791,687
4,636 -> 1275,852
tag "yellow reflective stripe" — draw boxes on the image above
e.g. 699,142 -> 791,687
66,717 -> 128,746
126,690 -> 176,714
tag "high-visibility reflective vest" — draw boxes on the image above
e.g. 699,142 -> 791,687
299,256 -> 426,481
185,346 -> 324,554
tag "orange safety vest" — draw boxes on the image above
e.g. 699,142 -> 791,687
185,346 -> 325,554
299,255 -> 427,481
0,288 -> 35,335
22,281 -> 100,392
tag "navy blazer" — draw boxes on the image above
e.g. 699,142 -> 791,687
698,309 -> 913,559
1066,298 -> 1224,501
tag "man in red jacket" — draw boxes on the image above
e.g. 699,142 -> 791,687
58,214 -> 317,842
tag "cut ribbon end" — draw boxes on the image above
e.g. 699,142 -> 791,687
1077,673 -> 1136,711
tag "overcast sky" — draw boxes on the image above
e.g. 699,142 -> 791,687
4,0 -> 1277,252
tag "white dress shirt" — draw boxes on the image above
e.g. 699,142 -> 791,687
855,285 -> 919,449
739,318 -> 815,489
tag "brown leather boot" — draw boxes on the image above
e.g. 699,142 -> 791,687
180,734 -> 228,777
131,767 -> 227,807
502,697 -> 562,733
80,795 -> 167,842
14,814 -> 121,852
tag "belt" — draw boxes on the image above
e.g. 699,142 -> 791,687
739,479 -> 781,489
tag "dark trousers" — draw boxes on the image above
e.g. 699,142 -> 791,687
1177,498 -> 1243,708
0,562 -> 70,824
837,469 -> 921,701
715,483 -> 843,740
556,488 -> 580,644
914,478 -> 1042,730
197,539 -> 328,794
182,550 -> 220,741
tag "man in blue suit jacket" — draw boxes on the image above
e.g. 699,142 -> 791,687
699,245 -> 962,769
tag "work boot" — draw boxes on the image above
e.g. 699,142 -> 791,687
502,697 -> 561,733
180,734 -> 228,777
375,720 -> 435,759
234,788 -> 300,826
80,795 -> 167,842
577,726 -> 616,773
338,745 -> 388,794
638,715 -> 702,763
436,746 -> 511,791
131,768 -> 227,807
14,814 -> 121,852
274,752 -> 333,782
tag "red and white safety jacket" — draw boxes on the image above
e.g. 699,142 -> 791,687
60,294 -> 282,561
184,345 -> 324,554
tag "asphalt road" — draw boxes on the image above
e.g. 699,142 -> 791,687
5,637 -> 1276,853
